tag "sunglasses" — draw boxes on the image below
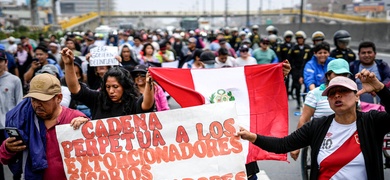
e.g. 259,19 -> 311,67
262,42 -> 269,45
327,87 -> 355,98
240,50 -> 249,53
134,73 -> 146,78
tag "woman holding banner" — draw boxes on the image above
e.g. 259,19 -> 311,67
61,47 -> 155,119
237,69 -> 390,180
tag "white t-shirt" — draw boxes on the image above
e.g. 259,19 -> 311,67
214,56 -> 238,68
304,84 -> 334,118
7,44 -> 17,54
235,57 -> 257,67
317,120 -> 367,180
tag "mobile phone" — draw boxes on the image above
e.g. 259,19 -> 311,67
5,127 -> 25,145
32,58 -> 39,62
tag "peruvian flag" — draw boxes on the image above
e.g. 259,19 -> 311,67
149,63 -> 288,163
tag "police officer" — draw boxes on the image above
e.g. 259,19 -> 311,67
330,30 -> 356,63
277,30 -> 296,97
311,31 -> 325,47
234,31 -> 247,51
229,27 -> 239,49
266,25 -> 278,35
278,30 -> 295,62
268,34 -> 279,53
288,31 -> 312,109
223,27 -> 232,44
309,31 -> 326,60
249,25 -> 261,49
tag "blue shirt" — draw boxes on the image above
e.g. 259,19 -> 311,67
357,62 -> 381,103
303,56 -> 334,91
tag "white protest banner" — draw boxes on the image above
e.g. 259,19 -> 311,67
161,60 -> 179,68
89,46 -> 119,67
56,102 -> 247,180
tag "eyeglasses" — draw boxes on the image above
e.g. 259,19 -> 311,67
327,87 -> 355,98
262,42 -> 269,45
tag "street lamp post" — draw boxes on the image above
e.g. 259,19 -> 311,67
300,0 -> 304,29
98,0 -> 102,25
246,0 -> 250,27
211,0 -> 214,28
30,0 -> 39,25
224,0 -> 228,27
106,0 -> 110,26
51,0 -> 58,25
258,0 -> 262,25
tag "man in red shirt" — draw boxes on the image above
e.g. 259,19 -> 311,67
0,73 -> 88,179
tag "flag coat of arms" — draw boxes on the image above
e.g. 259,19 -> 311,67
149,64 -> 288,163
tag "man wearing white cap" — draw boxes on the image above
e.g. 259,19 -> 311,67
0,74 -> 89,179
6,37 -> 17,55
48,42 -> 61,64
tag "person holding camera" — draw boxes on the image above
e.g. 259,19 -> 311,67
24,46 -> 63,83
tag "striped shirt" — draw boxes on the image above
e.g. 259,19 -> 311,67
304,84 -> 334,118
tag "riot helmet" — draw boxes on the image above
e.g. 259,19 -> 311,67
312,31 -> 325,41
266,25 -> 278,35
283,30 -> 294,39
268,34 -> 278,43
312,31 -> 325,45
252,25 -> 259,30
333,30 -> 351,48
295,31 -> 307,39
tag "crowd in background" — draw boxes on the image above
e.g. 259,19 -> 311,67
1,24 -> 390,179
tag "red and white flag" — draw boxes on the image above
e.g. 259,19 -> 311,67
149,64 -> 289,162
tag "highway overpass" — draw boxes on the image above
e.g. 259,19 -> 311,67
56,9 -> 389,31
98,9 -> 389,24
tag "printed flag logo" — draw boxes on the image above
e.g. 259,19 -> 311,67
210,89 -> 235,103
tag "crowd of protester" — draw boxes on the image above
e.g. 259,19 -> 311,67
0,24 -> 390,179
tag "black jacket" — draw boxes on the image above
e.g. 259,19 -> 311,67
276,42 -> 295,62
253,87 -> 390,180
330,48 -> 356,63
350,59 -> 390,86
287,44 -> 312,77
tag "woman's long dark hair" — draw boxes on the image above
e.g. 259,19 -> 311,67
99,66 -> 140,114
141,43 -> 155,56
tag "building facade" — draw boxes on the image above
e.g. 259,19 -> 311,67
307,0 -> 353,13
59,0 -> 116,16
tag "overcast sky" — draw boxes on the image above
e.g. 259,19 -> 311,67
115,0 -> 302,12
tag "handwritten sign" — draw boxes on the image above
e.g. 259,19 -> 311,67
56,102 -> 246,180
89,46 -> 119,67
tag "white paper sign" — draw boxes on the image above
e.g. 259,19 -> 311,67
161,60 -> 179,68
89,46 -> 119,67
56,102 -> 246,180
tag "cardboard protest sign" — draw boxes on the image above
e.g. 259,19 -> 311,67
56,102 -> 247,180
89,46 -> 119,67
